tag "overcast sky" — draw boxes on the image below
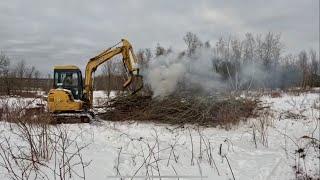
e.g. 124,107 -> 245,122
0,0 -> 319,75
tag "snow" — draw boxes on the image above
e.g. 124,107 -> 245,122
0,96 -> 45,110
93,90 -> 117,114
0,91 -> 319,179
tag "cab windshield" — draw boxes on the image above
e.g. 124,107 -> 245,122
54,70 -> 83,99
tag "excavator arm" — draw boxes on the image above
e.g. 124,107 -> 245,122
84,39 -> 142,108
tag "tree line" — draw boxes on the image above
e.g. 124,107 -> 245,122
97,32 -> 319,94
1,32 -> 319,96
0,55 -> 51,95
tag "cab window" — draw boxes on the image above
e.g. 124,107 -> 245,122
54,70 -> 83,99
54,71 -> 79,87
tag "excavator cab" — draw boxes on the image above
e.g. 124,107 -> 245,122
53,65 -> 83,100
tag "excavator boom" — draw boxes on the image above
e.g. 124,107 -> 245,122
84,39 -> 142,108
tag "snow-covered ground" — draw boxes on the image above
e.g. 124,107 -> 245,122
93,90 -> 117,106
93,90 -> 117,114
0,91 -> 319,179
0,90 -> 114,111
0,95 -> 45,110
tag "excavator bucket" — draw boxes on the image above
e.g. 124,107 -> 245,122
131,74 -> 144,94
123,74 -> 144,94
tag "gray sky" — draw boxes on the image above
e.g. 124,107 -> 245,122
0,0 -> 319,75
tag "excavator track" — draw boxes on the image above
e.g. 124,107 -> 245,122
51,111 -> 94,124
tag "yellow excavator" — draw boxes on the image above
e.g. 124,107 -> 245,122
47,39 -> 143,122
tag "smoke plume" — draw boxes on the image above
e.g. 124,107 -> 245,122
145,48 -> 226,97
144,47 -> 303,98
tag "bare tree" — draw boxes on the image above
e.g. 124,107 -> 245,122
214,37 -> 232,62
242,33 -> 255,63
137,48 -> 152,69
183,32 -> 203,56
26,66 -> 35,79
230,38 -> 242,90
309,49 -> 318,75
34,70 -> 41,79
15,60 -> 27,79
155,43 -> 166,57
144,48 -> 152,63
256,32 -> 282,70
0,52 -> 11,95
309,49 -> 319,87
102,61 -> 116,97
204,41 -> 211,49
0,52 -> 10,76
298,50 -> 310,89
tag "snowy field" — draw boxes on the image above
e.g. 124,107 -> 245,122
0,91 -> 319,179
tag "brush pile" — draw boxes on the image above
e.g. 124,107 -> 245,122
101,94 -> 259,128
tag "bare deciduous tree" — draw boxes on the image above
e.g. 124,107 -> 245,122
155,43 -> 166,57
309,49 -> 318,75
137,48 -> 152,69
256,32 -> 282,70
298,50 -> 310,89
0,52 -> 10,76
15,60 -> 27,79
242,33 -> 255,63
102,61 -> 116,97
0,52 -> 11,95
204,41 -> 211,49
183,32 -> 203,56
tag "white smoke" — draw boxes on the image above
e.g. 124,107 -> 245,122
145,48 -> 225,97
144,47 -> 302,98
146,54 -> 186,97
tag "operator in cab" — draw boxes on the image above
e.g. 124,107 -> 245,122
63,73 -> 73,87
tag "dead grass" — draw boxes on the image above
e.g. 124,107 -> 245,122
271,91 -> 282,98
0,99 -> 91,180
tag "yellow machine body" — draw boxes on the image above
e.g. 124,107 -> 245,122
47,89 -> 83,113
54,65 -> 80,70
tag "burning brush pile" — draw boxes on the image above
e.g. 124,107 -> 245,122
101,94 -> 259,128
100,40 -> 269,128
